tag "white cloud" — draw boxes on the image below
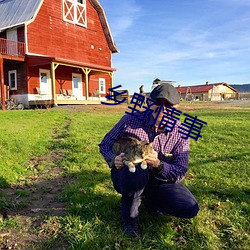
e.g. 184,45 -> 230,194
101,0 -> 141,37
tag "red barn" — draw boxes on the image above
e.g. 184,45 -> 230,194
177,82 -> 237,101
0,0 -> 118,109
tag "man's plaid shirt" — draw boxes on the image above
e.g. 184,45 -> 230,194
99,111 -> 189,183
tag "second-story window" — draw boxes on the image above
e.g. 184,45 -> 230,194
63,0 -> 87,27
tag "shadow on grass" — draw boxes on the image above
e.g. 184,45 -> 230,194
0,176 -> 10,212
0,170 -> 76,249
0,177 -> 9,189
188,181 -> 250,209
61,168 -> 210,249
189,152 -> 249,167
0,167 -> 211,249
186,182 -> 250,250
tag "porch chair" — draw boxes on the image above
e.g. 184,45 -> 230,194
67,89 -> 75,97
60,89 -> 67,96
35,87 -> 43,99
36,87 -> 41,94
35,87 -> 47,96
60,89 -> 70,98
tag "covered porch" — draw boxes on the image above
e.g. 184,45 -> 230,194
27,55 -> 115,107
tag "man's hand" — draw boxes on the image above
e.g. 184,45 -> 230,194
114,153 -> 125,169
146,150 -> 160,168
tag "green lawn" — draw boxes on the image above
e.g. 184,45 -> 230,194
0,106 -> 249,249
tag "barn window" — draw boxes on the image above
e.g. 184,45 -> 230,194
8,70 -> 17,90
63,0 -> 87,27
99,78 -> 106,94
40,73 -> 47,83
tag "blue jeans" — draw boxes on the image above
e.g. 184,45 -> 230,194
111,166 -> 199,225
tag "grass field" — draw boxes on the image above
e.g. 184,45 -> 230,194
0,102 -> 249,249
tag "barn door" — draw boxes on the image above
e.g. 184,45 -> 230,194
39,69 -> 52,99
6,29 -> 18,55
72,73 -> 82,98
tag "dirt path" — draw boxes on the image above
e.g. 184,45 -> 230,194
0,118 -> 74,249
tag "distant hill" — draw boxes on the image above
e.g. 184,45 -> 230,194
231,84 -> 250,92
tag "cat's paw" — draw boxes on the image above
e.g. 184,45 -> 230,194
129,167 -> 136,173
140,163 -> 147,170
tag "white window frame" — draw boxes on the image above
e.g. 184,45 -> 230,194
99,78 -> 106,94
62,0 -> 87,27
8,70 -> 17,90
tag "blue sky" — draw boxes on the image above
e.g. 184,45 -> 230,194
99,0 -> 250,93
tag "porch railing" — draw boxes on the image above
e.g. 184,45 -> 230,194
0,38 -> 25,57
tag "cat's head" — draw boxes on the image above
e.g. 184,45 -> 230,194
139,141 -> 154,158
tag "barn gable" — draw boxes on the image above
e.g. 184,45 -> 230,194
0,0 -> 118,53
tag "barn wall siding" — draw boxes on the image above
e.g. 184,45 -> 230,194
17,26 -> 25,43
4,62 -> 27,95
27,65 -> 46,94
89,74 -> 111,97
26,0 -> 111,67
0,31 -> 6,39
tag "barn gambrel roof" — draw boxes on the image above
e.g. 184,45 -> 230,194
89,0 -> 118,53
0,0 -> 118,53
0,0 -> 42,31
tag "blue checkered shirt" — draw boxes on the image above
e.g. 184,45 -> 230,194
99,111 -> 189,183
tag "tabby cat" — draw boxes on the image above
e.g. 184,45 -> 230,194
112,137 -> 154,173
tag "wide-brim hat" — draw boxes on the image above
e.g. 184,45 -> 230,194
150,83 -> 180,105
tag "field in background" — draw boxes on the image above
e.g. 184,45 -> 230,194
0,101 -> 249,249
